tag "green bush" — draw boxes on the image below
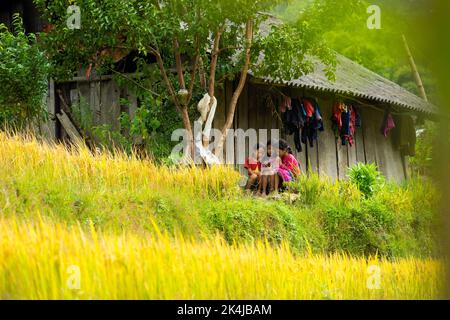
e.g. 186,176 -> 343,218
348,163 -> 385,198
321,198 -> 395,256
0,15 -> 50,129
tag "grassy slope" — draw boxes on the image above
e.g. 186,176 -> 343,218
0,133 -> 440,257
0,133 -> 443,299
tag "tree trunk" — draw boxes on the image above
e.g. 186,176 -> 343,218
151,47 -> 196,159
214,19 -> 254,158
180,106 -> 194,159
202,27 -> 224,148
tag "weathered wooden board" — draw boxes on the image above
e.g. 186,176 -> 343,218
386,139 -> 406,182
77,82 -> 91,105
347,143 -> 357,169
236,83 -> 249,165
355,117 -> 366,164
247,84 -> 258,135
100,80 -> 121,130
224,81 -> 235,164
238,83 -> 249,131
42,80 -> 56,140
371,108 -> 390,178
373,109 -> 406,182
287,134 -> 306,174
360,106 -> 378,166
336,139 -> 349,180
56,110 -> 82,142
307,140 -> 320,174
317,97 -> 338,179
89,81 -> 101,125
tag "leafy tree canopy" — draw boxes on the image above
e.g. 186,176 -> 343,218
34,0 -> 351,83
33,0 -> 365,159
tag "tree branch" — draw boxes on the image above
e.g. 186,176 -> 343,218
108,67 -> 160,97
221,19 -> 254,136
148,47 -> 182,112
187,36 -> 201,104
219,45 -> 240,53
174,38 -> 186,90
208,26 -> 225,98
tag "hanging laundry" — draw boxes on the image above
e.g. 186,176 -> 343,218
382,111 -> 396,138
280,96 -> 292,113
302,98 -> 315,118
282,98 -> 304,152
331,101 -> 345,135
300,98 -> 324,148
281,96 -> 325,152
331,101 -> 361,146
341,107 -> 352,146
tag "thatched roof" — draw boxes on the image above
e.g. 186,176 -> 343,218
251,53 -> 438,116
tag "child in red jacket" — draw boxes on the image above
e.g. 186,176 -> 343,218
244,143 -> 264,191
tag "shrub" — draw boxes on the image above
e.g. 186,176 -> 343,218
0,15 -> 50,129
321,197 -> 394,256
348,163 -> 385,198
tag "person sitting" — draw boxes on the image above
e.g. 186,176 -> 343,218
244,143 -> 264,191
276,139 -> 301,184
257,141 -> 281,197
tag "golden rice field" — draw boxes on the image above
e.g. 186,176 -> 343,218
0,131 -> 241,201
0,216 -> 442,300
0,132 -> 444,299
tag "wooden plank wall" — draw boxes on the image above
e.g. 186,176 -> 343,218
216,80 -> 407,182
51,78 -> 140,145
360,106 -> 406,182
48,77 -> 407,182
317,95 -> 338,179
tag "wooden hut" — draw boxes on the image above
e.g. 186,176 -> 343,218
213,54 -> 437,181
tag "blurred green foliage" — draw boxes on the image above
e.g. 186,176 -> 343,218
276,0 -> 437,101
0,15 -> 50,129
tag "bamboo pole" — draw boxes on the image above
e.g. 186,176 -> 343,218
402,34 -> 428,102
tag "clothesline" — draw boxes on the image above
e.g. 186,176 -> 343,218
264,85 -> 415,117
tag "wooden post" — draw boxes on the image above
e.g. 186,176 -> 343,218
56,110 -> 83,143
402,34 -> 428,102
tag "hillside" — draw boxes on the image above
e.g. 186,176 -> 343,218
0,132 -> 443,299
0,132 -> 439,257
